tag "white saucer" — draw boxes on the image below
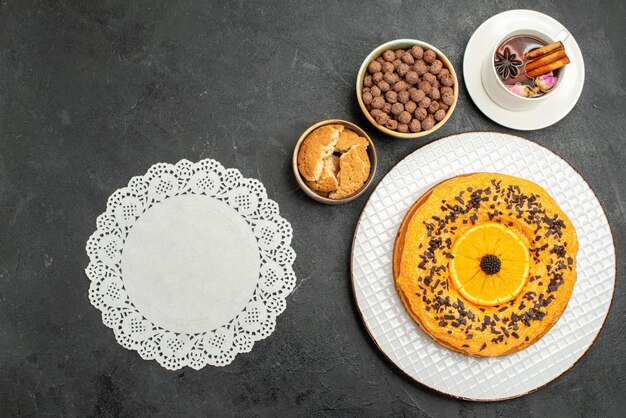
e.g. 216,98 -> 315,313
463,10 -> 585,130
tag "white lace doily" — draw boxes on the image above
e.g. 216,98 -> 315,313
85,159 -> 296,370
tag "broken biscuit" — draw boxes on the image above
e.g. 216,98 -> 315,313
329,144 -> 370,199
297,124 -> 344,182
335,129 -> 369,153
306,156 -> 339,193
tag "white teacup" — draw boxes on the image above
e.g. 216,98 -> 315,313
481,28 -> 570,111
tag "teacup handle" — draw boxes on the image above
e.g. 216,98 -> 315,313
553,28 -> 571,43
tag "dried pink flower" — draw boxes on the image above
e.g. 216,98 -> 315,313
507,83 -> 534,97
534,73 -> 558,93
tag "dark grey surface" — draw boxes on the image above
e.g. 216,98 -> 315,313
0,0 -> 624,416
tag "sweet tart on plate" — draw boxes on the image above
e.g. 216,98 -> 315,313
393,173 -> 578,357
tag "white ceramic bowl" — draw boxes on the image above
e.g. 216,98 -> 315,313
292,119 -> 377,205
356,39 -> 459,139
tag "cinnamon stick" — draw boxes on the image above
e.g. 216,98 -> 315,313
524,41 -> 563,60
525,49 -> 567,72
526,57 -> 570,78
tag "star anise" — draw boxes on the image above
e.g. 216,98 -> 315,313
494,47 -> 523,80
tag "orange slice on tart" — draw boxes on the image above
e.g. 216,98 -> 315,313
449,222 -> 530,306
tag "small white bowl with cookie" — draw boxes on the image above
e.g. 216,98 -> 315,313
293,119 -> 377,204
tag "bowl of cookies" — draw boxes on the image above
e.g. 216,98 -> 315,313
293,119 -> 377,204
357,39 -> 458,138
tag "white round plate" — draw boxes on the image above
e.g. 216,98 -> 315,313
463,10 -> 585,130
351,132 -> 614,401
86,158 -> 297,370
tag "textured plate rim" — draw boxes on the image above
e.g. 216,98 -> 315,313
350,131 -> 616,401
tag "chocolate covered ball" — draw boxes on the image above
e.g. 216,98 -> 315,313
385,90 -> 398,103
418,96 -> 431,108
383,50 -> 395,62
442,92 -> 455,106
383,72 -> 396,84
437,68 -> 450,79
428,100 -> 440,114
385,119 -> 398,130
382,102 -> 392,114
398,110 -> 412,124
371,85 -> 381,97
422,115 -> 436,130
391,102 -> 404,116
423,49 -> 436,64
397,63 -> 410,77
402,52 -> 415,65
393,80 -> 409,92
414,60 -> 429,75
429,87 -> 441,101
373,71 -> 383,83
362,91 -> 373,105
378,80 -> 390,93
410,88 -> 425,102
405,71 -> 420,85
375,112 -> 389,125
440,73 -> 455,87
371,96 -> 385,109
414,107 -> 427,121
395,49 -> 404,59
404,100 -> 417,114
370,109 -> 383,118
368,61 -> 382,73
429,59 -> 443,75
382,61 -> 395,73
398,90 -> 410,104
441,86 -> 453,96
410,45 -> 424,60
418,81 -> 432,94
422,73 -> 437,85
397,123 -> 409,133
363,75 -> 373,88
409,119 -> 422,133
434,109 -> 446,122
392,59 -> 402,69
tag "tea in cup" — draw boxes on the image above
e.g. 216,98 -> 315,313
481,28 -> 571,111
